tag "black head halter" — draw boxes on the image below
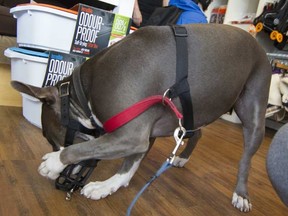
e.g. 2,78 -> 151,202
55,68 -> 104,199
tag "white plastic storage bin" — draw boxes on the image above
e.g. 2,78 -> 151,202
10,4 -> 77,53
4,47 -> 49,128
4,47 -> 48,86
22,93 -> 42,128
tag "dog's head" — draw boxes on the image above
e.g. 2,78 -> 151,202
12,81 -> 101,192
11,81 -> 67,151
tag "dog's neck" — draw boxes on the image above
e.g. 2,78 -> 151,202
60,69 -> 103,131
69,98 -> 95,129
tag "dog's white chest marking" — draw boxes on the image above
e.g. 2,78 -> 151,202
76,102 -> 103,129
88,102 -> 103,127
81,159 -> 141,200
78,117 -> 95,129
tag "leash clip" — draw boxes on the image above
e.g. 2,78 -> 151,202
168,123 -> 186,164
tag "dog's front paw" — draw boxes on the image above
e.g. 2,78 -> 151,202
172,156 -> 190,167
81,181 -> 118,200
38,150 -> 67,180
81,174 -> 128,200
232,192 -> 252,212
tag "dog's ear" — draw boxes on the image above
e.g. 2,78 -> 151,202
11,81 -> 58,105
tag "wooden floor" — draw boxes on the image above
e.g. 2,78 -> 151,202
0,64 -> 22,107
0,106 -> 287,216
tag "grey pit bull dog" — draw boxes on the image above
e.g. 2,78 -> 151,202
12,24 -> 271,212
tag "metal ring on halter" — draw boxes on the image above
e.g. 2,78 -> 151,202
162,89 -> 172,105
178,118 -> 185,131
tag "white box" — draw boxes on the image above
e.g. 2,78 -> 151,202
10,4 -> 77,53
221,110 -> 242,124
4,47 -> 49,128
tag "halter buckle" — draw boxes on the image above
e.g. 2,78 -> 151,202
60,82 -> 70,97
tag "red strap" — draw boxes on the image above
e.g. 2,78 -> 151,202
103,95 -> 183,133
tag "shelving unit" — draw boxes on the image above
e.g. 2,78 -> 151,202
206,0 -> 277,31
98,0 -> 135,18
266,53 -> 288,130
205,0 -> 228,22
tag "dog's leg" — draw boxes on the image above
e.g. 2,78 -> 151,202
38,118 -> 154,177
172,130 -> 201,167
81,138 -> 156,200
232,74 -> 269,212
81,153 -> 145,200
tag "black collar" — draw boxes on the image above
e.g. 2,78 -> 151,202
58,68 -> 104,146
59,66 -> 98,129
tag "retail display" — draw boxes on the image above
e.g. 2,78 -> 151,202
254,0 -> 288,50
5,3 -> 132,128
209,5 -> 226,24
11,4 -> 78,53
4,47 -> 48,127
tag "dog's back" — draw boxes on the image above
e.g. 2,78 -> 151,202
85,24 -> 271,128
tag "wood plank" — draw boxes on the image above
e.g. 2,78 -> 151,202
0,106 -> 287,215
0,64 -> 22,107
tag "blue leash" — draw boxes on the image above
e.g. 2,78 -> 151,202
126,160 -> 173,216
126,126 -> 186,216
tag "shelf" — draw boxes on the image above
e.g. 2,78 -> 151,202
266,116 -> 288,130
224,0 -> 260,25
112,0 -> 135,18
98,0 -> 120,6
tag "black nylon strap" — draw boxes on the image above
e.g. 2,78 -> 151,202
59,81 -> 98,147
60,82 -> 70,126
64,126 -> 77,146
73,67 -> 92,119
170,25 -> 194,135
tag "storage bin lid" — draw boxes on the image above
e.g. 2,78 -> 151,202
10,47 -> 49,58
10,3 -> 78,19
4,47 -> 49,63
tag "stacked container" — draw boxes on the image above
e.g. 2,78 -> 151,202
5,4 -> 79,128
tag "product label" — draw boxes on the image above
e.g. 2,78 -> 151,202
108,14 -> 132,46
209,6 -> 226,24
70,4 -> 115,57
43,51 -> 86,87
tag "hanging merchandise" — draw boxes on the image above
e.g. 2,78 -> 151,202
209,5 -> 227,24
253,0 -> 288,50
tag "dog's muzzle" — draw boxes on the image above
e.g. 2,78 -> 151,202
54,121 -> 102,200
56,80 -> 105,200
55,158 -> 99,200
